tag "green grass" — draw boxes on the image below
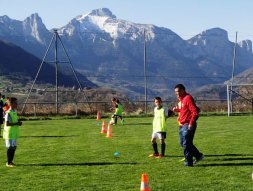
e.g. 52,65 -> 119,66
0,116 -> 252,190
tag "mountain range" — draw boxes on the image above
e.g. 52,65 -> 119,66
0,40 -> 96,89
0,8 -> 252,99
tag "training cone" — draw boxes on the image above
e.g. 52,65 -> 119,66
100,120 -> 107,133
106,123 -> 112,138
140,173 -> 150,191
96,111 -> 101,120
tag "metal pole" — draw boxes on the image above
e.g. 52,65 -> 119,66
227,84 -> 230,116
230,32 -> 238,114
54,30 -> 59,114
21,32 -> 56,114
143,29 -> 147,113
56,32 -> 92,112
33,103 -> 37,117
251,98 -> 253,115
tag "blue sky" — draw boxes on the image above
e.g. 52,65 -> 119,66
1,0 -> 253,42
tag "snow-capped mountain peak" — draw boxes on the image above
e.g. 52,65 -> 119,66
76,8 -> 115,26
59,8 -> 156,41
87,8 -> 116,18
188,28 -> 229,46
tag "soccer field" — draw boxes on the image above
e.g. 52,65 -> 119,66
0,116 -> 252,190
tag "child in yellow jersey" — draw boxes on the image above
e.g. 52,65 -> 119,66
3,97 -> 22,167
149,97 -> 170,158
110,98 -> 124,125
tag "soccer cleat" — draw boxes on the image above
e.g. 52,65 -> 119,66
155,155 -> 164,159
148,153 -> 159,158
184,161 -> 193,167
6,162 -> 16,167
194,154 -> 204,164
121,119 -> 125,125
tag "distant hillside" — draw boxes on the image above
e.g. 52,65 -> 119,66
0,40 -> 97,89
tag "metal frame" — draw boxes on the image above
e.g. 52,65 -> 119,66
21,30 -> 91,114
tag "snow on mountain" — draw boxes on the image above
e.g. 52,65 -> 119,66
188,28 -> 229,46
58,8 -> 156,41
0,13 -> 49,45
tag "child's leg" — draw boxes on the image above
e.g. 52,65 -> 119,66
6,139 -> 17,164
151,138 -> 159,154
160,139 -> 166,156
7,148 -> 12,164
114,115 -> 118,124
10,147 -> 16,163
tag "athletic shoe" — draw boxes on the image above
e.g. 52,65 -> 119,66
194,154 -> 204,164
121,119 -> 125,125
155,155 -> 164,159
148,153 -> 159,158
6,162 -> 16,167
184,161 -> 193,167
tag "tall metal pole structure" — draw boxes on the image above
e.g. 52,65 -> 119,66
54,30 -> 59,114
143,29 -> 147,113
229,32 -> 238,116
21,31 -> 56,114
21,30 -> 91,114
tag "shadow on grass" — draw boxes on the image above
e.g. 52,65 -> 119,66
204,153 -> 253,157
126,123 -> 152,126
198,162 -> 253,167
222,157 -> 253,161
197,153 -> 253,167
20,135 -> 79,138
18,162 -> 138,167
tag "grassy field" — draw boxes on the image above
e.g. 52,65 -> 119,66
0,115 -> 252,190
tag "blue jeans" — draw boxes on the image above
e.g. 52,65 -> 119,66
179,123 -> 202,166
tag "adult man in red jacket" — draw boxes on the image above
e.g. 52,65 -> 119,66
173,84 -> 203,166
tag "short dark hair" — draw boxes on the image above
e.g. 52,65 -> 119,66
174,84 -> 185,91
154,97 -> 162,102
10,97 -> 17,104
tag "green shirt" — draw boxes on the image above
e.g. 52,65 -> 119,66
115,103 -> 123,116
152,106 -> 167,132
3,109 -> 20,139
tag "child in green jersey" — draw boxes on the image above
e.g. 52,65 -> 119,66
3,97 -> 22,167
110,98 -> 124,125
149,97 -> 170,159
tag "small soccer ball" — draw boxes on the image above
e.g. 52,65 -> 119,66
114,152 -> 120,157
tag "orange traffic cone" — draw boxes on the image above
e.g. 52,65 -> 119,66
106,123 -> 112,138
96,111 -> 101,120
100,120 -> 107,133
140,173 -> 150,191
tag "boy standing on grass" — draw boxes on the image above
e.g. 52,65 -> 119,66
3,97 -> 22,167
149,97 -> 171,159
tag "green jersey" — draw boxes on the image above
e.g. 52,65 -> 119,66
3,109 -> 20,139
115,103 -> 123,116
152,106 -> 167,132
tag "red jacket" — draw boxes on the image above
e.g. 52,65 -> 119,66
178,93 -> 199,126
